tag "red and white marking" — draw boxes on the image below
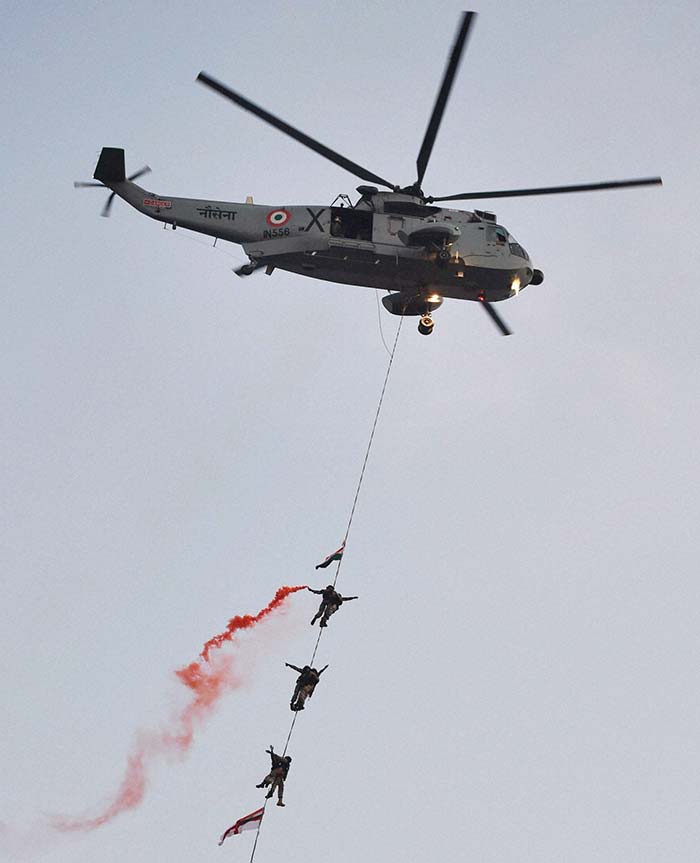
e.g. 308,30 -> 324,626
266,209 -> 291,226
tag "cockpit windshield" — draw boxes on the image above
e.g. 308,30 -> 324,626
508,240 -> 529,260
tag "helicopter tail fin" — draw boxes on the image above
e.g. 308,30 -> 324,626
93,147 -> 126,183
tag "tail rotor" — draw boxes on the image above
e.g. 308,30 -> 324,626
73,165 -> 151,217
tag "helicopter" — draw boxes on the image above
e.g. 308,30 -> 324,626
76,11 -> 661,337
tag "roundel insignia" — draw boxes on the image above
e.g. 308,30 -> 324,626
266,209 -> 291,226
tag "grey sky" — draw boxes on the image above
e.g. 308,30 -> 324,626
2,1 -> 699,861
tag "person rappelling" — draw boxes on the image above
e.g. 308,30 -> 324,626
256,745 -> 291,807
308,585 -> 358,627
285,662 -> 328,711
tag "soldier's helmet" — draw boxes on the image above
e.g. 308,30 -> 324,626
285,756 -> 292,763
326,585 -> 334,591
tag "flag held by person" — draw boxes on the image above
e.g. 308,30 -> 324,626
218,806 -> 264,845
315,543 -> 345,570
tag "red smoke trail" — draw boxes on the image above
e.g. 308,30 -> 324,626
53,585 -> 307,833
200,584 -> 308,661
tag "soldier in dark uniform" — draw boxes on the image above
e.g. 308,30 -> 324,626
285,662 -> 328,711
256,745 -> 292,806
308,585 -> 358,627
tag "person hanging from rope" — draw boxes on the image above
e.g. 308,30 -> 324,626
285,662 -> 328,711
308,585 -> 358,628
255,745 -> 292,807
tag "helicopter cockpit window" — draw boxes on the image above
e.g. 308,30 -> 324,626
330,207 -> 373,241
509,241 -> 529,260
486,224 -> 508,244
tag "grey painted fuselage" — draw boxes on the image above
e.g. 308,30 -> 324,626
107,178 -> 534,303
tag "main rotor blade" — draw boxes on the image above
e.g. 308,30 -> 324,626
479,297 -> 512,336
197,71 -> 395,190
428,176 -> 662,202
415,11 -> 475,189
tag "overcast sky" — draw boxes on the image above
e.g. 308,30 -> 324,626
2,1 -> 699,861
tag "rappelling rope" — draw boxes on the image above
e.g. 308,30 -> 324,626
247,805 -> 266,863
247,313 -> 404,863
333,312 -> 405,584
375,290 -> 393,358
311,311 -> 404,659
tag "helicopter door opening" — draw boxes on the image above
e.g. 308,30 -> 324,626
329,207 -> 373,241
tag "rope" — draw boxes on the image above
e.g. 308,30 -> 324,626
246,312 -> 404,862
375,290 -> 392,358
247,803 -> 266,863
308,626 -> 324,672
332,312 -> 404,587
281,712 -> 299,756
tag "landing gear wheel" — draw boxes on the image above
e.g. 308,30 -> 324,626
418,315 -> 434,336
238,263 -> 256,276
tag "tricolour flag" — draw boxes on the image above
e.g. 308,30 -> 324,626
315,542 -> 345,570
218,807 -> 264,846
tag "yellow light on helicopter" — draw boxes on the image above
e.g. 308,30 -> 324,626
511,276 -> 521,296
428,293 -> 441,303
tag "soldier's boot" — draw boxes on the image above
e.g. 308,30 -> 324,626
277,800 -> 285,807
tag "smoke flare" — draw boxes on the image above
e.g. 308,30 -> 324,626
200,584 -> 308,661
53,585 -> 307,832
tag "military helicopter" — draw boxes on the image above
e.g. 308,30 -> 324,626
76,11 -> 661,337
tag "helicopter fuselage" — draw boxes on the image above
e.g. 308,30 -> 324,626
110,178 -> 534,304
